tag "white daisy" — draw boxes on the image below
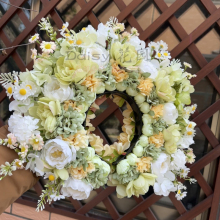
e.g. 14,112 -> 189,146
59,22 -> 69,33
22,80 -> 40,96
185,129 -> 195,138
29,134 -> 44,151
191,104 -> 197,113
40,41 -> 56,53
162,51 -> 171,59
31,48 -> 37,60
184,62 -> 192,69
29,33 -> 39,43
155,50 -> 163,60
13,159 -> 24,169
13,83 -> 31,101
4,83 -> 14,98
148,41 -> 158,51
186,121 -> 196,131
44,172 -> 56,182
175,190 -> 187,200
18,143 -> 28,158
131,27 -> 139,36
179,167 -> 190,178
157,40 -> 168,50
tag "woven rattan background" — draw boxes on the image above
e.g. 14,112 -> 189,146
0,0 -> 220,219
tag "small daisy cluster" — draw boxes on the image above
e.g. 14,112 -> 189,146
0,17 -> 197,211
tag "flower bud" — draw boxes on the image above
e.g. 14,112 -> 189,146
134,93 -> 145,105
142,124 -> 153,136
139,135 -> 148,146
126,153 -> 137,165
133,144 -> 144,157
116,82 -> 127,91
116,159 -> 130,174
126,87 -> 138,96
140,102 -> 150,114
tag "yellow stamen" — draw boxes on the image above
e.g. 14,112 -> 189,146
157,53 -> 161,57
188,124 -> 192,128
82,27 -> 86,31
49,174 -> 55,181
187,131 -> 193,135
26,85 -> 32,90
45,44 -> 51,49
76,40 -> 82,45
68,40 -> 74,44
163,52 -> 168,56
21,146 -> 26,152
19,89 -> 26,96
16,161 -> 21,168
192,106 -> 196,110
8,138 -> 12,145
7,87 -> 13,94
65,33 -> 70,37
177,189 -> 181,194
62,25 -> 65,30
33,139 -> 39,144
31,36 -> 36,41
51,150 -> 63,158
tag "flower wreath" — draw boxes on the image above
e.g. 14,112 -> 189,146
0,17 -> 197,211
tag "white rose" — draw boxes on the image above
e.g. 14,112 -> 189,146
129,36 -> 145,50
154,177 -> 176,196
43,77 -> 74,103
170,149 -> 186,171
162,103 -> 178,125
42,138 -> 76,169
151,153 -> 170,179
138,60 -> 158,80
84,45 -> 109,70
61,178 -> 92,200
177,136 -> 194,149
97,23 -> 118,47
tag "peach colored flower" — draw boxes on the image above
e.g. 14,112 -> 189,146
136,157 -> 152,173
138,78 -> 154,96
149,132 -> 164,148
81,74 -> 101,92
111,62 -> 129,82
69,166 -> 87,179
151,104 -> 164,119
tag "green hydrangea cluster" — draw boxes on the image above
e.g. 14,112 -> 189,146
66,148 -> 89,171
73,84 -> 96,105
143,143 -> 162,161
152,118 -> 167,134
146,88 -> 161,105
85,166 -> 109,189
111,166 -> 140,184
52,106 -> 85,138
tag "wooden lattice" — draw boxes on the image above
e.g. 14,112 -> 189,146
0,0 -> 220,219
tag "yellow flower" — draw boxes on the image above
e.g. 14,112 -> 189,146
111,62 -> 129,82
149,132 -> 164,148
136,157 -> 152,173
81,74 -> 101,92
151,104 -> 164,119
138,78 -> 154,96
69,166 -> 87,179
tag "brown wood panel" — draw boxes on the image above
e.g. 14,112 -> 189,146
169,192 -> 187,215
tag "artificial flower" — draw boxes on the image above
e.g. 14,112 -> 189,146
41,138 -> 76,169
138,78 -> 154,96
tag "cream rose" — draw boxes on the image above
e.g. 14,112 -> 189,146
42,138 -> 76,169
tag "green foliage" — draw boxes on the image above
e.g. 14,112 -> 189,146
152,118 -> 167,134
